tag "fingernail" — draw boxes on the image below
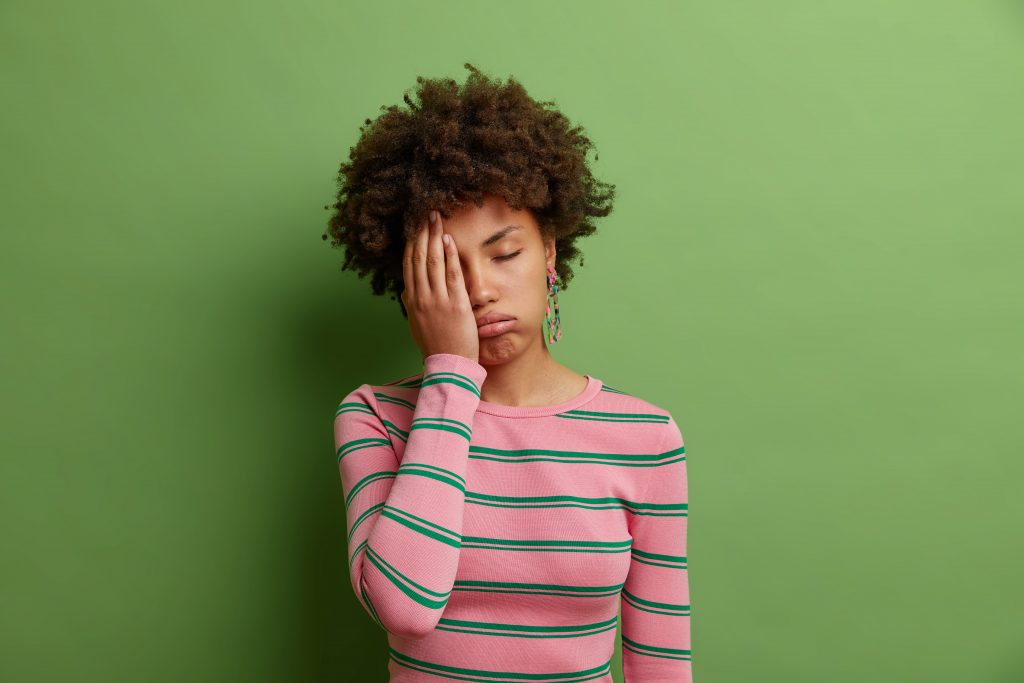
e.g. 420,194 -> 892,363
429,210 -> 438,224
443,234 -> 450,246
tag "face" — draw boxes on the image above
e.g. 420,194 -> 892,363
439,192 -> 555,364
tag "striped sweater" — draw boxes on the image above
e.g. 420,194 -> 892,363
333,353 -> 691,682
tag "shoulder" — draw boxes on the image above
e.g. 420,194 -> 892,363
335,368 -> 424,417
592,378 -> 683,447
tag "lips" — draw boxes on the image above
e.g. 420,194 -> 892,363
476,312 -> 516,328
477,319 -> 516,338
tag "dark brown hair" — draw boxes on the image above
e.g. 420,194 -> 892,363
322,62 -> 615,317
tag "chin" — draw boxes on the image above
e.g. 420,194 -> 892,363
479,334 -> 518,362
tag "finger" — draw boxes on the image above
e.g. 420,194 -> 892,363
412,213 -> 430,298
402,223 -> 415,301
426,210 -> 447,299
443,230 -> 467,301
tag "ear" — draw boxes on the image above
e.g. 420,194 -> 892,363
544,235 -> 557,271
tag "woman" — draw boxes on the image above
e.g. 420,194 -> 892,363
325,63 -> 692,682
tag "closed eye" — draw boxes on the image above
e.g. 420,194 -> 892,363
496,249 -> 523,261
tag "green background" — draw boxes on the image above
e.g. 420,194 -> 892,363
3,1 -> 1023,681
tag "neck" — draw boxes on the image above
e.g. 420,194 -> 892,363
477,337 -> 573,407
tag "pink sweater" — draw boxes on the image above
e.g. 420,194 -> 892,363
334,353 -> 691,682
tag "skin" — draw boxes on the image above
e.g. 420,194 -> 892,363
401,192 -> 588,408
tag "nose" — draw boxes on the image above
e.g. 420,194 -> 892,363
463,264 -> 497,308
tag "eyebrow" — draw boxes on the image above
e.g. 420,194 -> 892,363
481,225 -> 523,247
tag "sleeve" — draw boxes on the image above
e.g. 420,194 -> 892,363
620,415 -> 692,682
333,352 -> 488,639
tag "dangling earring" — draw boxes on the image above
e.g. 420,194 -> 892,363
544,264 -> 562,344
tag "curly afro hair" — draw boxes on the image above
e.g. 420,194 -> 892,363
322,62 -> 616,318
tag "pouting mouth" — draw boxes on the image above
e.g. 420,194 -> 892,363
476,314 -> 516,328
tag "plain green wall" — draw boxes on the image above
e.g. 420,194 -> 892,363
3,1 -> 1023,681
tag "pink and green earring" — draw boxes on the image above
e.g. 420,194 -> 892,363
544,264 -> 562,344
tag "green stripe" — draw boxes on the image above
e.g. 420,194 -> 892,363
346,502 -> 384,544
452,579 -> 624,598
348,539 -> 367,570
434,614 -> 618,638
345,471 -> 395,508
410,415 -> 473,441
380,418 -> 408,439
630,547 -> 688,569
621,635 -> 692,661
389,647 -> 612,682
555,414 -> 669,423
359,577 -> 387,631
621,588 -> 691,616
348,485 -> 685,516
364,544 -> 451,609
396,462 -> 466,490
468,444 -> 684,467
336,436 -> 390,462
554,409 -> 669,424
460,537 -> 632,553
335,401 -> 374,417
420,370 -> 481,396
379,503 -> 462,548
465,490 -> 686,516
374,392 -> 415,410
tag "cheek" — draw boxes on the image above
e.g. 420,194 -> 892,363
516,253 -> 546,279
512,259 -> 548,295
493,253 -> 533,279
493,260 -> 545,315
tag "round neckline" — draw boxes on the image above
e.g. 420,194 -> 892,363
475,374 -> 603,418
